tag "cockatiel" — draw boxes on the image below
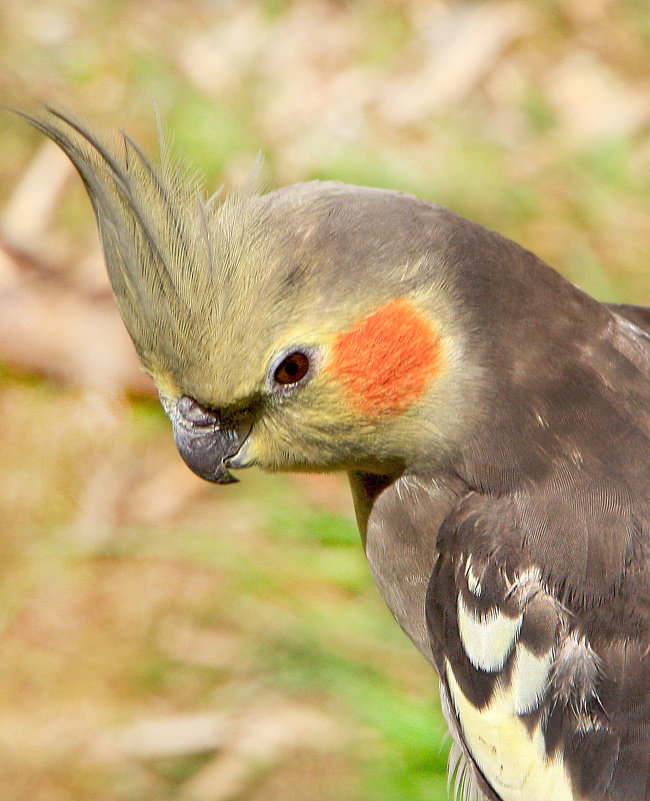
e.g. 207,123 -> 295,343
18,108 -> 650,801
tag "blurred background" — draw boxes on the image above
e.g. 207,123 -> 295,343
0,1 -> 648,800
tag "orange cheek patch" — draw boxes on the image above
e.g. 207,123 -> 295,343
329,298 -> 442,416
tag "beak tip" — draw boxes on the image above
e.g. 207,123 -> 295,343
217,468 -> 239,485
176,449 -> 240,485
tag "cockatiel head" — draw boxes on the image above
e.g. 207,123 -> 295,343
19,107 -> 499,485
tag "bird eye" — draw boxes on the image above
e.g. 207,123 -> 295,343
273,350 -> 311,386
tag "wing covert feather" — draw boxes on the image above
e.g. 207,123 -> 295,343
426,492 -> 650,801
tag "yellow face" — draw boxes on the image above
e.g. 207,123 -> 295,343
157,295 -> 459,479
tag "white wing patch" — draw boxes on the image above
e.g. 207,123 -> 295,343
457,593 -> 523,672
445,561 -> 596,800
509,644 -> 554,715
446,660 -> 574,801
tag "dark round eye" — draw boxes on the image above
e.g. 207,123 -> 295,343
273,350 -> 311,386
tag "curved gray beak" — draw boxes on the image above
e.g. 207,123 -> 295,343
161,395 -> 245,485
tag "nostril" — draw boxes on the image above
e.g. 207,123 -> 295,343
176,395 -> 219,427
